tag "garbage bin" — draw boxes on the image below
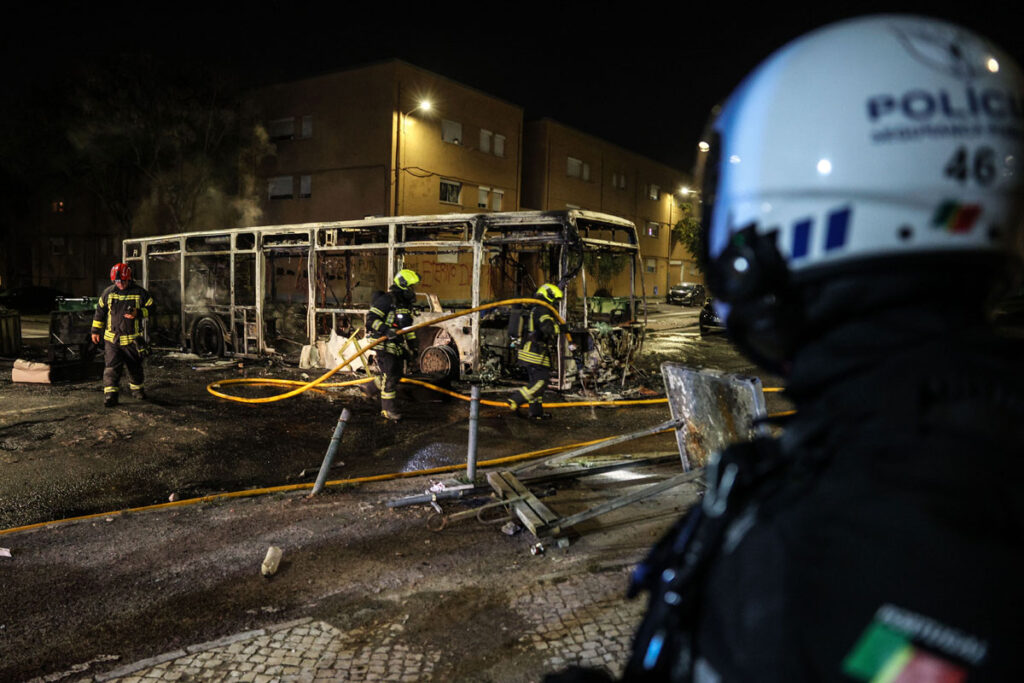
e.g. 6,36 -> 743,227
1,307 -> 21,357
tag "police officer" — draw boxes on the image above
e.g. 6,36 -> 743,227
548,14 -> 1024,683
507,283 -> 564,420
91,263 -> 154,407
364,269 -> 420,421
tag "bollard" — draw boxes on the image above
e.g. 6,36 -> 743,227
310,407 -> 351,496
467,385 -> 480,482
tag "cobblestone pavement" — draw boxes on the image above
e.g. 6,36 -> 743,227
63,570 -> 642,682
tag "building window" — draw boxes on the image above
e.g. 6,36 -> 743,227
612,172 -> 627,190
51,200 -> 66,213
299,115 -> 313,139
480,129 -> 492,154
478,186 -> 490,209
494,134 -> 505,158
440,179 -> 462,204
492,189 -> 504,211
268,117 -> 295,141
568,157 -> 591,181
648,184 -> 660,200
646,221 -> 659,238
646,258 -> 657,274
268,176 -> 294,200
442,119 -> 462,145
299,175 -> 312,199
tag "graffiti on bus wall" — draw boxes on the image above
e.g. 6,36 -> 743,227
411,260 -> 472,288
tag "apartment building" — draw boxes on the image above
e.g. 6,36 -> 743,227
252,63 -> 697,302
251,60 -> 523,225
522,119 -> 698,299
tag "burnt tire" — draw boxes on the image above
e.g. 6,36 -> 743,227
191,317 -> 225,357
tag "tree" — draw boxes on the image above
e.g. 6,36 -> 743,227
583,251 -> 629,293
64,54 -> 273,236
670,200 -> 703,273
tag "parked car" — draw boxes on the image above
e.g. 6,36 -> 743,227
0,286 -> 71,314
666,282 -> 706,306
699,297 -> 727,335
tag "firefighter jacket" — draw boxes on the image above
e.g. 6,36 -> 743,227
366,287 -> 418,357
517,303 -> 561,368
92,283 -> 154,346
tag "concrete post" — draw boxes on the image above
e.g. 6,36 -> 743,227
310,408 -> 351,496
467,385 -> 480,482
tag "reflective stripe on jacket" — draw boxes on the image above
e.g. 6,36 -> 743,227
517,304 -> 560,368
366,288 -> 417,357
92,284 -> 154,346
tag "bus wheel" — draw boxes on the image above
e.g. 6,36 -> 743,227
192,317 -> 225,357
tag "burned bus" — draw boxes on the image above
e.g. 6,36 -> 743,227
122,210 -> 647,390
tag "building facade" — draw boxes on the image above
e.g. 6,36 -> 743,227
251,60 -> 524,225
522,119 -> 698,298
252,62 -> 699,302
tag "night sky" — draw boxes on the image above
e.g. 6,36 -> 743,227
5,2 -> 1022,174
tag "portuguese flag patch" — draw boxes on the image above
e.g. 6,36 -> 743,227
843,622 -> 967,683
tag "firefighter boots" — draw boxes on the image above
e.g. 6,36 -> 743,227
104,392 -> 119,408
381,409 -> 403,422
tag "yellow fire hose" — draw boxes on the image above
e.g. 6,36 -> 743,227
207,297 -> 784,407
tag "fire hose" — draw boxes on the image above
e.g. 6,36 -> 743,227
207,297 -> 783,407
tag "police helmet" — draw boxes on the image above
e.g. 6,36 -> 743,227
700,14 -> 1024,367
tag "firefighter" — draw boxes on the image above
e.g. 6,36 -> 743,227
507,283 -> 564,420
91,263 -> 154,408
364,268 -> 420,421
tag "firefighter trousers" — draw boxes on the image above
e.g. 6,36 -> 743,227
368,351 -> 403,413
510,363 -> 549,417
103,341 -> 145,395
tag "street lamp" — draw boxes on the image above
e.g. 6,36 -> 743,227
394,99 -> 432,216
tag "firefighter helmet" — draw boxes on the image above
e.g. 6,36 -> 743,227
394,269 -> 420,290
110,263 -> 133,283
536,283 -> 564,304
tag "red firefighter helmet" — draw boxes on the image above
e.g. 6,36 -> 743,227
110,263 -> 133,283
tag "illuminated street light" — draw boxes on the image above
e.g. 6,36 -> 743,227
698,140 -> 710,153
394,97 -> 434,215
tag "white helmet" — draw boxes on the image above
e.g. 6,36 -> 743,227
703,14 -> 1024,309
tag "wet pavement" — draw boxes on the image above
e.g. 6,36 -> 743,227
2,304 -> 770,681
7,459 -> 700,683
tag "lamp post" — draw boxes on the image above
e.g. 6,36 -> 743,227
677,184 -> 703,284
668,187 -> 690,288
393,99 -> 431,216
